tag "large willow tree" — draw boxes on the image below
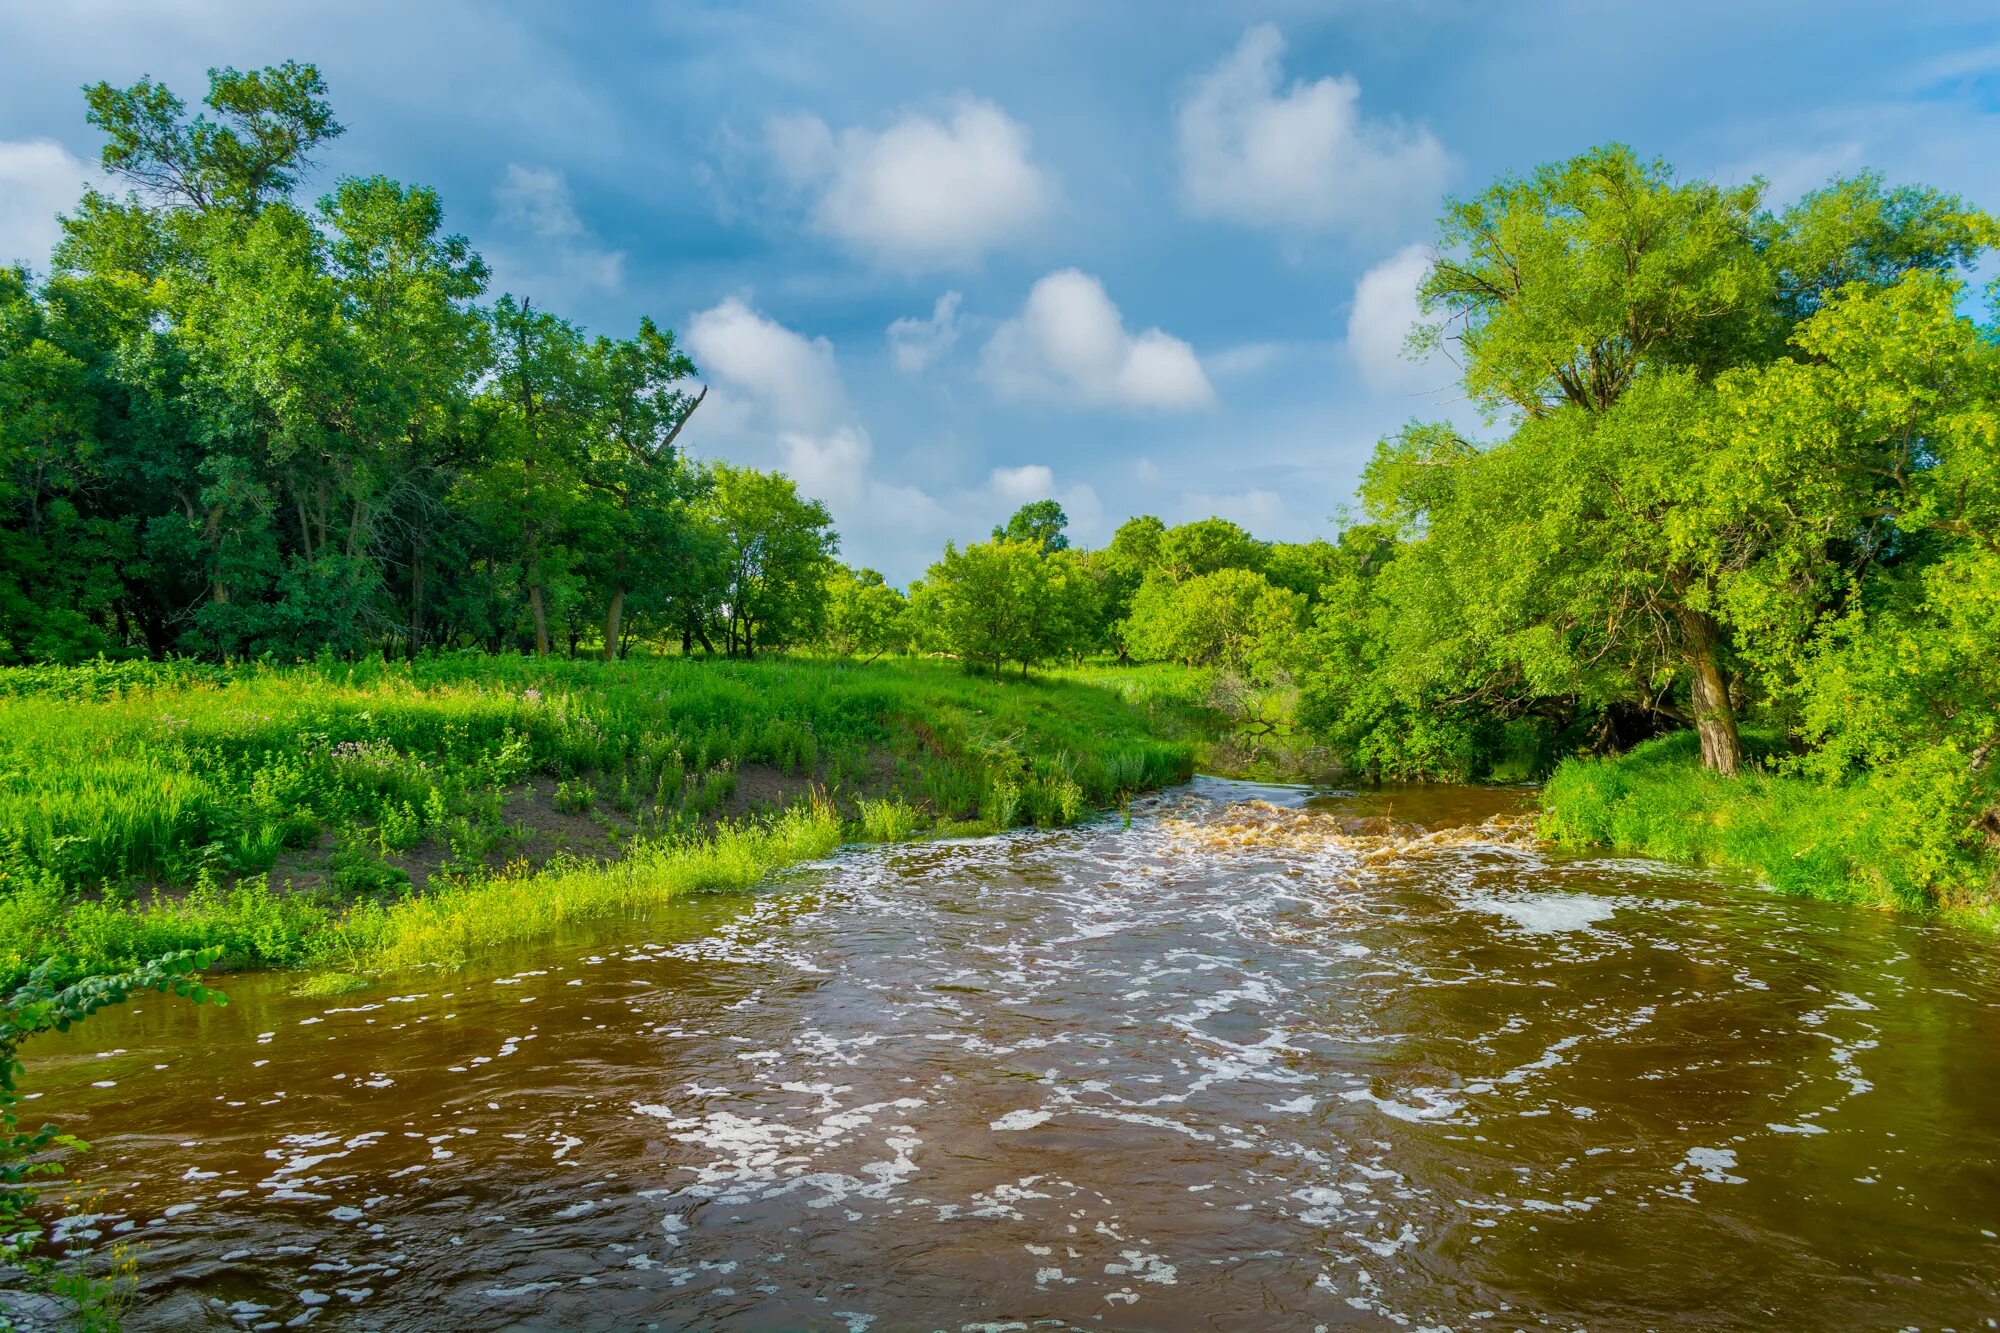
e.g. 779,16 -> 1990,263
1333,145 -> 1990,776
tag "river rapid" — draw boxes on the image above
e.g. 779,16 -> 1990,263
22,778 -> 2000,1330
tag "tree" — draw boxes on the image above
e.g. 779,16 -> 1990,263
1418,143 -> 1768,422
573,319 -> 704,660
913,537 -> 1083,677
702,465 -> 838,657
993,498 -> 1070,553
1154,517 -> 1266,582
1365,147 -> 1996,775
1124,567 -> 1302,677
84,61 -> 343,214
822,566 -> 908,661
1695,273 -> 2000,871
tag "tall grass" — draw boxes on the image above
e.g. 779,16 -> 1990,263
1540,731 -> 2000,929
326,800 -> 844,971
0,654 -> 1197,982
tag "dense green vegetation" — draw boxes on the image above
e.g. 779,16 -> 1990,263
0,654 -> 1193,986
1541,733 -> 2000,930
0,64 -> 839,667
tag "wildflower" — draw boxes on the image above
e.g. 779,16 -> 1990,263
522,688 -> 543,705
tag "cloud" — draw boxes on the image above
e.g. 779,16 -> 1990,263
684,296 -> 971,575
680,297 -> 1114,575
490,164 -> 624,293
887,290 -> 963,373
1177,24 -> 1450,235
688,296 -> 848,432
981,268 -> 1214,411
770,99 -> 1053,268
984,463 -> 1105,543
0,139 -> 90,271
1177,487 -> 1293,535
1346,243 -> 1449,394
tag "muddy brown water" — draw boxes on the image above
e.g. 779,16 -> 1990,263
20,778 -> 2000,1331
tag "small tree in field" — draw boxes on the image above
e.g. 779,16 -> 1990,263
821,565 -> 907,661
914,537 -> 1094,678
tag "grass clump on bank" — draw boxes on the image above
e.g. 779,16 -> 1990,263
0,654 -> 1195,985
1540,732 -> 2000,929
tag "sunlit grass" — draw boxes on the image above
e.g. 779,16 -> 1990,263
1539,731 -> 1964,919
0,653 -> 1197,982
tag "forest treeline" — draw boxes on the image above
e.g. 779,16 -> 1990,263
0,63 -> 837,666
6,63 -> 2000,900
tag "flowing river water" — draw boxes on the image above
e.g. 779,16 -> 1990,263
21,778 -> 2000,1330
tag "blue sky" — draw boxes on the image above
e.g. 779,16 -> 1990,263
3,0 -> 1998,580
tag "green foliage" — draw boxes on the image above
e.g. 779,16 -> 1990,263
1418,143 -> 1769,419
1122,568 -> 1302,678
0,654 -> 1196,985
702,465 -> 839,657
820,566 -> 908,661
857,797 -> 920,842
1540,733 -> 1995,926
911,538 -> 1100,677
992,499 -> 1070,553
0,63 -> 817,670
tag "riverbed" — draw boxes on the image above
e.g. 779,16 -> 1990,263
24,778 -> 2000,1329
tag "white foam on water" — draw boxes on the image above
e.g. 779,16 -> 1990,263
990,1109 -> 1053,1132
1465,892 -> 1616,934
1682,1147 -> 1746,1184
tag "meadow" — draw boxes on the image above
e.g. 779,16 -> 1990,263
0,654 -> 1198,983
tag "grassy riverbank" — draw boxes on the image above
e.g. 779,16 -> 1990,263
1540,732 -> 2000,930
0,655 -> 1196,983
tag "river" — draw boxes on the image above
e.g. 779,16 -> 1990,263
22,778 -> 2000,1330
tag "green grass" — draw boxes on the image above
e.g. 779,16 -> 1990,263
1539,731 -> 2000,930
0,653 -> 1197,983
1051,661 -> 1337,782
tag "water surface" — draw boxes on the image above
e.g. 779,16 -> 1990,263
26,779 -> 2000,1329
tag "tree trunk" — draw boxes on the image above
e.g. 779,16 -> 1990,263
406,542 -> 426,661
1683,611 -> 1743,776
528,583 -> 550,657
603,549 -> 628,662
603,588 -> 626,662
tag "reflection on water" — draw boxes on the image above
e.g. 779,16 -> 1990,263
23,778 -> 2000,1330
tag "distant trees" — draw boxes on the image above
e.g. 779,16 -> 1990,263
703,466 -> 838,658
822,566 -> 907,662
1124,568 -> 1302,677
0,61 -> 831,665
910,538 -> 1099,677
992,498 -> 1070,553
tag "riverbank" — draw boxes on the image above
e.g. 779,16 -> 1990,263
0,655 -> 1197,984
1539,732 -> 2000,931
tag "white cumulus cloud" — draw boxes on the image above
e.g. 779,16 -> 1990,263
491,163 -> 624,293
887,290 -> 964,373
981,269 -> 1214,411
688,296 -> 848,433
770,99 -> 1053,269
1177,25 -> 1450,235
0,139 -> 90,271
1346,242 -> 1448,394
684,296 -> 971,575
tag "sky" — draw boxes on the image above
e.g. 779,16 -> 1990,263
3,0 -> 1998,582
